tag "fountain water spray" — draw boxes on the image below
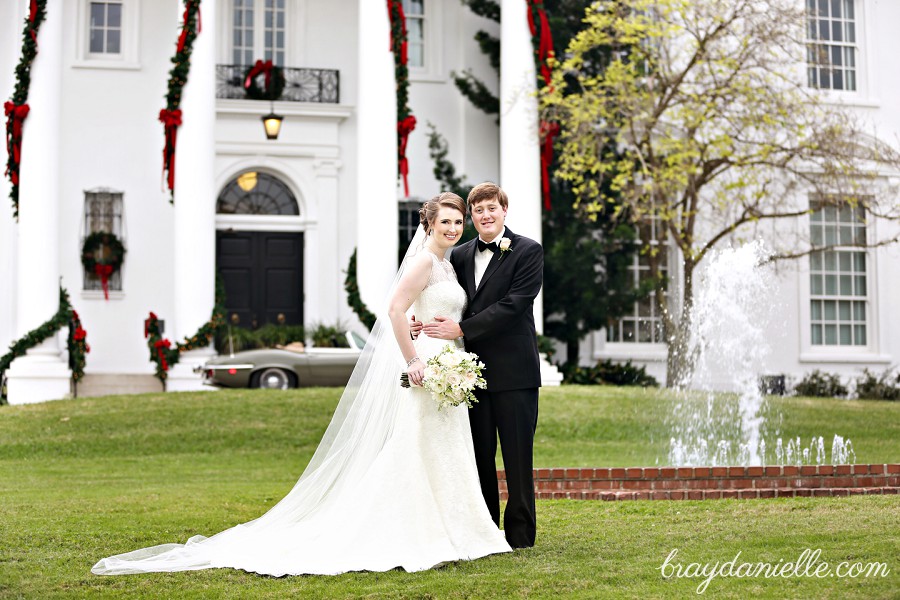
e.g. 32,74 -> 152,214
665,240 -> 856,466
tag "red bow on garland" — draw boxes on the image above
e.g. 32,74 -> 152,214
244,59 -> 274,92
144,312 -> 158,338
93,264 -> 114,300
158,109 -> 182,193
4,102 -> 30,186
154,339 -> 172,372
397,115 -> 417,197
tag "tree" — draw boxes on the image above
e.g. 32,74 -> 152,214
543,0 -> 900,384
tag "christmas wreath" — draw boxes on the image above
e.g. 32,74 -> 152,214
81,231 -> 126,299
243,60 -> 286,100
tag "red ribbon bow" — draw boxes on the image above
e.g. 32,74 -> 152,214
5,102 -> 30,185
74,327 -> 87,342
93,264 -> 114,300
158,109 -> 182,192
244,59 -> 275,93
539,120 -> 560,210
154,339 -> 172,372
397,115 -> 417,197
527,0 -> 557,209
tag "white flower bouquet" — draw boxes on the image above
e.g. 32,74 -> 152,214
401,344 -> 486,409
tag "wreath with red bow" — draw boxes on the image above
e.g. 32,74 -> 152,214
243,59 -> 286,101
81,232 -> 126,300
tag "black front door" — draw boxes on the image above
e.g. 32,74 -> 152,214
216,231 -> 304,329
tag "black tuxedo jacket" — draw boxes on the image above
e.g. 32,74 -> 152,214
449,228 -> 543,392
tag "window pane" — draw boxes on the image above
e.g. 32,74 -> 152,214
854,325 -> 866,345
823,300 -> 836,321
811,324 -> 823,344
810,275 -> 823,295
853,301 -> 865,320
404,0 -> 425,16
277,11 -> 285,28
825,275 -> 837,295
832,71 -> 843,90
810,227 -> 823,245
824,251 -> 837,271
276,31 -> 285,49
107,3 -> 121,27
91,2 -> 105,27
854,275 -> 866,295
838,300 -> 851,320
90,29 -> 104,53
824,324 -> 837,344
811,300 -> 822,320
853,252 -> 865,272
831,0 -> 842,17
622,320 -> 635,341
839,274 -> 852,295
107,29 -> 121,54
810,252 -> 822,270
839,324 -> 851,345
831,21 -> 842,42
838,251 -> 851,271
265,30 -> 272,47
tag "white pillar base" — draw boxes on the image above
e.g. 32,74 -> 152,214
540,355 -> 563,387
6,353 -> 71,404
165,347 -> 218,393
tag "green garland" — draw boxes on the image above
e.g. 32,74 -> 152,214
387,0 -> 412,122
159,0 -> 202,202
344,249 -> 377,332
5,0 -> 48,220
145,274 -> 226,383
0,286 -> 85,405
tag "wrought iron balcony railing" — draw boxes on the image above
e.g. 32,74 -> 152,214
216,65 -> 340,104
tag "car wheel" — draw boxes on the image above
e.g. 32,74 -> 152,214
252,368 -> 296,390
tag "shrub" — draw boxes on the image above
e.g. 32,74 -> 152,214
536,335 -> 556,361
310,323 -> 349,348
792,370 -> 848,398
214,324 -> 307,354
855,367 -> 900,401
562,359 -> 658,387
256,324 -> 306,348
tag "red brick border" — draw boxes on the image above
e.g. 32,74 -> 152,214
497,464 -> 900,501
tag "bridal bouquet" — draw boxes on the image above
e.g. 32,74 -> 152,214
401,344 -> 486,409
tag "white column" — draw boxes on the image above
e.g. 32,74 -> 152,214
7,0 -> 71,404
312,158 -> 342,325
500,0 -> 543,333
0,0 -> 22,355
167,0 -> 218,392
355,0 -> 398,317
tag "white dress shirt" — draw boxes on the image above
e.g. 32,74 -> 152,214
474,227 -> 506,289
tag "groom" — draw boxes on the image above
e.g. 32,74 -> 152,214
415,182 -> 543,548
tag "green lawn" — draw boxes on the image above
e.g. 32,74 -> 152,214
0,387 -> 897,598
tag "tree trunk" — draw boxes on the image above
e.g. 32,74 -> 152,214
665,262 -> 695,388
566,338 -> 580,367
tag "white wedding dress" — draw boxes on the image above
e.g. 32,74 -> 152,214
92,250 -> 511,577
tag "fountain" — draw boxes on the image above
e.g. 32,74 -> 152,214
665,240 -> 855,467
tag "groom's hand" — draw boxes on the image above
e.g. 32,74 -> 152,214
422,316 -> 463,340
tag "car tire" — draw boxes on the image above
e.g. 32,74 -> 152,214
251,368 -> 296,390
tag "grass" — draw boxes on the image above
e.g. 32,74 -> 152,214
0,386 -> 897,598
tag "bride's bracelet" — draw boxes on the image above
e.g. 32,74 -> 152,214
406,356 -> 420,368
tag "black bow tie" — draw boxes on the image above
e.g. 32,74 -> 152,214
477,239 -> 499,253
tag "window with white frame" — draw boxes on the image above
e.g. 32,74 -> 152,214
232,0 -> 287,66
607,217 -> 668,344
809,200 -> 868,346
82,189 -> 125,292
89,1 -> 123,55
806,0 -> 857,91
403,0 -> 425,68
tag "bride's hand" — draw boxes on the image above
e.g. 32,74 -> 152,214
407,359 -> 426,387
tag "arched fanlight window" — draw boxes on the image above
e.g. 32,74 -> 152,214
217,171 -> 299,215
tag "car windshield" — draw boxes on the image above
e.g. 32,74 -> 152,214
349,331 -> 367,350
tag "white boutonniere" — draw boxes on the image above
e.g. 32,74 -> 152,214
498,237 -> 513,261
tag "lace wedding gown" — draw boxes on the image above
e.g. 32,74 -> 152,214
92,251 -> 510,577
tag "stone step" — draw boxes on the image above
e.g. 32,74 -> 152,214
74,373 -> 162,398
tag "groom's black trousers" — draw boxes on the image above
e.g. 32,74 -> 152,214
469,387 -> 539,549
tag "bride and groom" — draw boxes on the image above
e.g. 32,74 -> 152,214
92,182 -> 543,576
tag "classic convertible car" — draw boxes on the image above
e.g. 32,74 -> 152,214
197,331 -> 367,389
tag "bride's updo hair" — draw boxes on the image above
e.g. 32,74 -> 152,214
418,192 -> 467,235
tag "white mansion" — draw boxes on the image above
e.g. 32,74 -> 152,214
1,0 -> 898,403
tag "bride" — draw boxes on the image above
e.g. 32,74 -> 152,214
92,192 -> 512,576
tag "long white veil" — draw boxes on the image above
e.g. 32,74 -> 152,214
92,226 -> 429,575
